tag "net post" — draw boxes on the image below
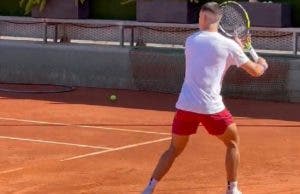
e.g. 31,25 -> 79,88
136,27 -> 145,47
0,21 -> 2,39
54,24 -> 58,43
120,25 -> 125,46
43,22 -> 48,44
293,32 -> 298,56
130,27 -> 135,47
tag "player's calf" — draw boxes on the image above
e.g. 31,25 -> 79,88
142,135 -> 189,194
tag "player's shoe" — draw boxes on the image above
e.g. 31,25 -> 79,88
141,187 -> 154,194
226,188 -> 242,194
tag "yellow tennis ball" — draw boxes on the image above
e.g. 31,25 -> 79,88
110,94 -> 117,101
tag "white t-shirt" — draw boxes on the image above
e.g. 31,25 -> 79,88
176,31 -> 250,114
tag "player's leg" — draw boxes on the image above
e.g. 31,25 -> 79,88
217,123 -> 241,194
142,110 -> 199,194
142,134 -> 189,194
200,109 -> 241,194
152,133 -> 190,181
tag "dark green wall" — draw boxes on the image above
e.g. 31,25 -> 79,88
90,0 -> 136,20
0,0 -> 136,20
271,0 -> 300,27
0,0 -> 24,16
0,0 -> 299,26
198,0 -> 300,27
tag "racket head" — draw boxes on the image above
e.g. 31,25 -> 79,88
219,1 -> 250,39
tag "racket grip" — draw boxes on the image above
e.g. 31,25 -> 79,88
249,46 -> 259,62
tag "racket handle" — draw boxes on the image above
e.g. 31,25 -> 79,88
249,46 -> 259,62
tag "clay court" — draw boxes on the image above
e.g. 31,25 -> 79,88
0,87 -> 299,194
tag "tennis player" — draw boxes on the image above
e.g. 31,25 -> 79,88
142,2 -> 268,194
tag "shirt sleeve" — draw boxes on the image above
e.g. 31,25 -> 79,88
229,41 -> 250,68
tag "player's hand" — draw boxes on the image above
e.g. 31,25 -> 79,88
257,57 -> 268,71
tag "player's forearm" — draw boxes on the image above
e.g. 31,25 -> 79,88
241,59 -> 268,77
242,63 -> 263,77
252,62 -> 267,77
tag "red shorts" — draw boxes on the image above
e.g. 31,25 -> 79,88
172,109 -> 234,136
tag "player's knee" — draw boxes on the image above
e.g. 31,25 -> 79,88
225,139 -> 239,149
221,124 -> 240,147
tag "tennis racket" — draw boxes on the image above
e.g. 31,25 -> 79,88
219,1 -> 259,62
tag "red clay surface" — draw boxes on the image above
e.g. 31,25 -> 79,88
0,87 -> 299,194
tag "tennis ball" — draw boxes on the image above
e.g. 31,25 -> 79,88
110,94 -> 117,101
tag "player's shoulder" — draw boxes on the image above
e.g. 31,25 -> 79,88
185,31 -> 201,46
217,33 -> 236,44
187,31 -> 201,41
218,34 -> 242,50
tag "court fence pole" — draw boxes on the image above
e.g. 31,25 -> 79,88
54,24 -> 58,43
120,25 -> 125,46
43,22 -> 48,44
293,32 -> 299,56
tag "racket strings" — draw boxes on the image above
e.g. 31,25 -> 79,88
220,5 -> 248,38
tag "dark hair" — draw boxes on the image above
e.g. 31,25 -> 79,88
201,2 -> 222,16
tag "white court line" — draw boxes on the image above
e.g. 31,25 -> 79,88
0,136 -> 112,150
0,137 -> 172,174
0,117 -> 170,135
0,167 -> 24,174
62,137 -> 172,161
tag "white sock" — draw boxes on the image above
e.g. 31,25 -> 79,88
147,178 -> 158,189
228,181 -> 238,190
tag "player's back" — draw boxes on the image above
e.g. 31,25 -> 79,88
184,31 -> 234,88
176,31 -> 242,114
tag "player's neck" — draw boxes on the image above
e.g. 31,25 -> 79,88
200,27 -> 218,33
199,25 -> 218,32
